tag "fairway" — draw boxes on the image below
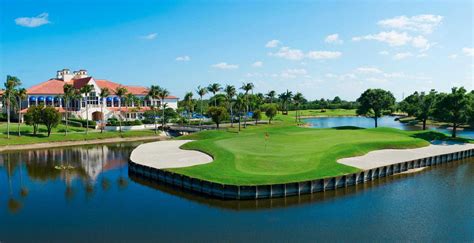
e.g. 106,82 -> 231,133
170,123 -> 437,185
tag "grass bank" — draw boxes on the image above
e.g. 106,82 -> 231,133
0,122 -> 160,146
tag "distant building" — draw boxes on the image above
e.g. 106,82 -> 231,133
3,69 -> 178,123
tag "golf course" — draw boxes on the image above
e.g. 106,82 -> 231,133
169,115 -> 470,185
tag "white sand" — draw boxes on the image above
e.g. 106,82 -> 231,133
130,140 -> 213,169
338,141 -> 474,170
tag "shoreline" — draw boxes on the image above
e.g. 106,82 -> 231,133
0,135 -> 168,152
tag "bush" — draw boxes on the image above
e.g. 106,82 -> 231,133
67,118 -> 96,128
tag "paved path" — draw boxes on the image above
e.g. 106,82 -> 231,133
130,140 -> 213,169
338,141 -> 474,170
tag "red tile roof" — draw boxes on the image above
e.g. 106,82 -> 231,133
27,79 -> 66,94
26,77 -> 178,99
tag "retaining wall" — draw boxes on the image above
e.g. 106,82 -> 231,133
128,148 -> 474,200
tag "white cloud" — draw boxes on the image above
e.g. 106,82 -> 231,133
449,54 -> 458,59
353,31 -> 412,46
379,50 -> 390,55
325,34 -> 343,44
393,52 -> 413,60
462,47 -> 474,56
378,14 -> 443,34
211,62 -> 239,69
353,31 -> 433,51
280,69 -> 308,79
412,35 -> 431,51
141,33 -> 157,40
269,46 -> 305,60
356,67 -> 383,74
416,53 -> 428,58
15,13 -> 50,28
307,51 -> 342,59
265,39 -> 281,48
252,61 -> 263,67
175,56 -> 191,61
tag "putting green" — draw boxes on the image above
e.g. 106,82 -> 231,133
169,122 -> 442,185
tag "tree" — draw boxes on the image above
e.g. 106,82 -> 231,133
240,82 -> 254,128
252,109 -> 262,125
124,93 -> 136,122
293,92 -> 304,123
15,88 -> 27,136
147,85 -> 162,134
399,92 -> 420,116
279,90 -> 293,115
207,83 -> 222,106
235,93 -> 246,131
4,75 -> 21,138
196,86 -> 208,130
207,106 -> 228,129
62,84 -> 75,136
114,86 -> 128,133
266,90 -> 276,104
433,87 -> 470,138
183,92 -> 194,122
24,106 -> 43,135
400,90 -> 437,130
224,85 -> 236,127
158,88 -> 170,131
41,106 -> 61,137
99,88 -> 110,133
356,88 -> 396,128
263,104 -> 277,124
80,84 -> 94,135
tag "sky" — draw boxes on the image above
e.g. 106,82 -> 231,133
0,0 -> 473,101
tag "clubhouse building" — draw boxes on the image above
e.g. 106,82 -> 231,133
3,69 -> 178,123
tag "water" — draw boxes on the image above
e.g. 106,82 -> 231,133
304,116 -> 474,139
1,143 -> 473,242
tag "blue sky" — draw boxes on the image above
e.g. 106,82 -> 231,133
1,0 -> 472,100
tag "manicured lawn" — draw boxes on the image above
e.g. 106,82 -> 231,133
170,119 -> 441,185
0,122 -> 159,146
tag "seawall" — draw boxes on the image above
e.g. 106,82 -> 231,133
129,148 -> 474,200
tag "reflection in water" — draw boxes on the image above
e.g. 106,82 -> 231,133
0,143 -> 138,213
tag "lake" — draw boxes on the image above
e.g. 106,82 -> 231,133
1,143 -> 473,242
304,116 -> 474,139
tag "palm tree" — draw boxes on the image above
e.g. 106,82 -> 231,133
293,92 -> 304,123
240,82 -> 254,128
15,88 -> 27,136
279,90 -> 293,115
183,92 -> 194,122
114,86 -> 128,133
158,88 -> 170,132
80,84 -> 94,135
235,93 -> 246,132
224,85 -> 236,127
124,93 -> 136,122
4,75 -> 21,139
207,83 -> 222,106
147,85 -> 162,134
266,90 -> 276,104
99,88 -> 110,133
63,84 -> 75,136
196,86 -> 208,130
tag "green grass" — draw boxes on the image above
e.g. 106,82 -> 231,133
0,122 -> 158,146
169,114 -> 447,185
